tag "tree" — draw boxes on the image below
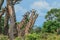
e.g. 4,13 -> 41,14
42,20 -> 58,33
45,8 -> 60,21
6,0 -> 21,40
42,8 -> 60,33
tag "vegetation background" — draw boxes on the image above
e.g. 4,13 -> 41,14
0,0 -> 60,40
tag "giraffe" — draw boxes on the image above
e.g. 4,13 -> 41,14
29,13 -> 38,31
17,12 -> 30,37
24,9 -> 37,35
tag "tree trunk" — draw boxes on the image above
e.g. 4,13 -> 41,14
7,0 -> 17,40
4,8 -> 9,35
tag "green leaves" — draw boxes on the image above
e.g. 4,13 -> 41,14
43,8 -> 60,33
45,8 -> 60,21
0,17 -> 4,34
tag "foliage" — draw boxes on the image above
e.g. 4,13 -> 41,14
45,8 -> 60,21
0,33 -> 60,40
15,37 -> 22,40
0,35 -> 8,40
42,20 -> 59,33
25,33 -> 40,40
0,17 -> 4,34
25,33 -> 60,40
42,8 -> 60,33
0,0 -> 60,39
30,26 -> 41,34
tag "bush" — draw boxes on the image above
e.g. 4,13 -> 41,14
15,37 -> 22,40
25,33 -> 60,40
0,33 -> 60,40
25,33 -> 40,40
0,35 -> 8,40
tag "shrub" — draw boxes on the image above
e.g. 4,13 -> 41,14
0,35 -> 8,40
25,33 -> 60,40
25,33 -> 40,40
15,37 -> 22,40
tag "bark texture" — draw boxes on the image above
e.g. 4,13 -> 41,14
4,8 -> 9,35
7,0 -> 17,40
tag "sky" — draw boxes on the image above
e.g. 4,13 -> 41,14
3,0 -> 60,26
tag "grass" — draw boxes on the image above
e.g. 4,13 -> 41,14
0,33 -> 60,40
